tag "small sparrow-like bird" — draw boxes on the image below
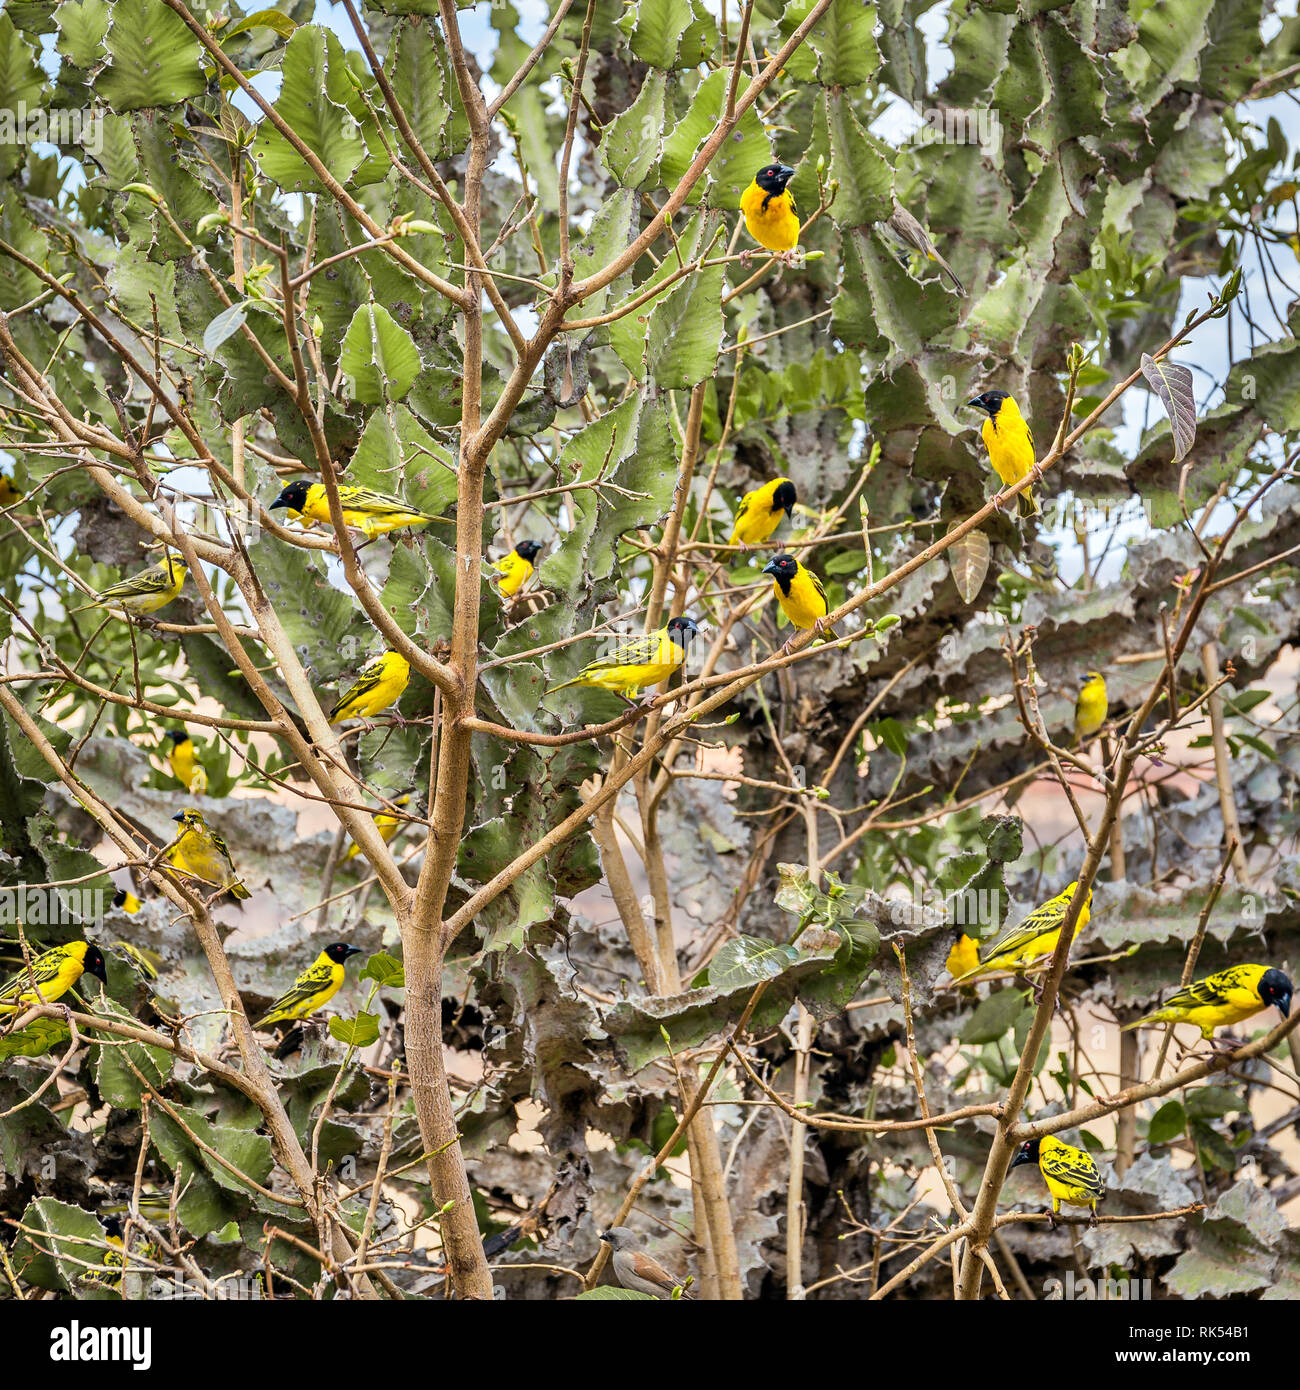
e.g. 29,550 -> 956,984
600,1227 -> 693,1300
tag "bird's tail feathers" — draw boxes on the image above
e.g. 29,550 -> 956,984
1017,488 -> 1041,519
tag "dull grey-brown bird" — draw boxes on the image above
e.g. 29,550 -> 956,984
877,198 -> 965,294
600,1227 -> 693,1299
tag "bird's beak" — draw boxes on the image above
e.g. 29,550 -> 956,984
345,946 -> 363,959
761,559 -> 779,576
777,163 -> 796,183
268,494 -> 289,511
171,812 -> 185,823
1009,1148 -> 1031,1170
1279,993 -> 1293,1019
965,397 -> 983,410
599,1230 -> 611,1243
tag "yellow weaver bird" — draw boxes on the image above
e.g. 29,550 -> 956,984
950,880 -> 1091,984
967,390 -> 1040,518
546,616 -> 699,704
328,650 -> 411,726
0,473 -> 24,508
946,931 -> 981,983
112,939 -> 159,981
730,478 -> 797,549
1122,964 -> 1292,1042
877,199 -> 964,294
254,942 -> 363,1028
1074,671 -> 1108,745
741,163 -> 799,255
270,479 -> 441,540
493,539 -> 543,598
0,939 -> 107,1010
82,1217 -> 127,1290
762,553 -> 829,652
342,796 -> 412,864
1011,1135 -> 1106,1226
73,555 -> 189,617
167,810 -> 250,899
111,888 -> 142,915
164,730 -> 208,794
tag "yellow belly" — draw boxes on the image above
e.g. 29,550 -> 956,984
741,185 -> 799,253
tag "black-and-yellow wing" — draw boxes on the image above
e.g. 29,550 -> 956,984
330,663 -> 384,716
340,485 -> 432,519
581,631 -> 668,675
1151,972 -> 1240,1015
0,948 -> 66,1002
1040,1145 -> 1105,1200
259,960 -> 335,1022
807,567 -> 828,609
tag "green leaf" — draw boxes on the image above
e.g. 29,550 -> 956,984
0,1015 -> 70,1061
55,0 -> 109,69
13,1198 -> 103,1292
709,934 -> 798,992
960,987 -> 1024,1043
659,69 -> 771,209
1147,1099 -> 1186,1146
202,301 -> 250,357
601,69 -> 666,188
360,951 -> 404,988
1185,1084 -> 1242,1120
808,0 -> 881,86
329,1011 -> 380,1048
94,0 -> 205,111
250,26 -> 367,192
91,997 -> 171,1108
575,1285 -> 658,1300
619,0 -> 695,68
339,304 -> 422,404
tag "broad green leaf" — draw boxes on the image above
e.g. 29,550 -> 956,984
339,304 -> 422,404
202,301 -> 250,357
960,986 -> 1024,1044
1147,1099 -> 1186,1146
709,934 -> 798,992
94,0 -> 205,111
329,1011 -> 380,1048
13,1198 -> 103,1292
250,26 -> 367,192
360,951 -> 404,988
575,1285 -> 658,1300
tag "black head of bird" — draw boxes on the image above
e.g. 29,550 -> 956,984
83,943 -> 108,984
1010,1137 -> 1041,1170
269,480 -> 310,512
754,163 -> 796,195
762,553 -> 799,587
515,540 -> 543,562
1258,968 -> 1293,1019
166,730 -> 190,746
324,943 -> 363,964
967,389 -> 1010,417
665,615 -> 699,646
600,1227 -> 632,1250
772,479 -> 798,514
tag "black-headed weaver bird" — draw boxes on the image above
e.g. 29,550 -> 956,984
269,479 -> 441,540
741,163 -> 799,255
0,939 -> 107,1010
73,555 -> 189,617
762,553 -> 829,652
254,942 -> 363,1028
1011,1135 -> 1106,1226
1122,964 -> 1292,1042
950,880 -> 1091,984
945,931 -> 981,983
730,478 -> 797,549
878,199 -> 964,294
81,1216 -> 127,1290
492,539 -> 542,598
328,649 -> 411,726
341,796 -> 412,864
164,729 -> 208,794
967,390 -> 1040,518
167,809 -> 250,899
111,888 -> 142,915
1073,671 -> 1108,745
546,616 -> 699,704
